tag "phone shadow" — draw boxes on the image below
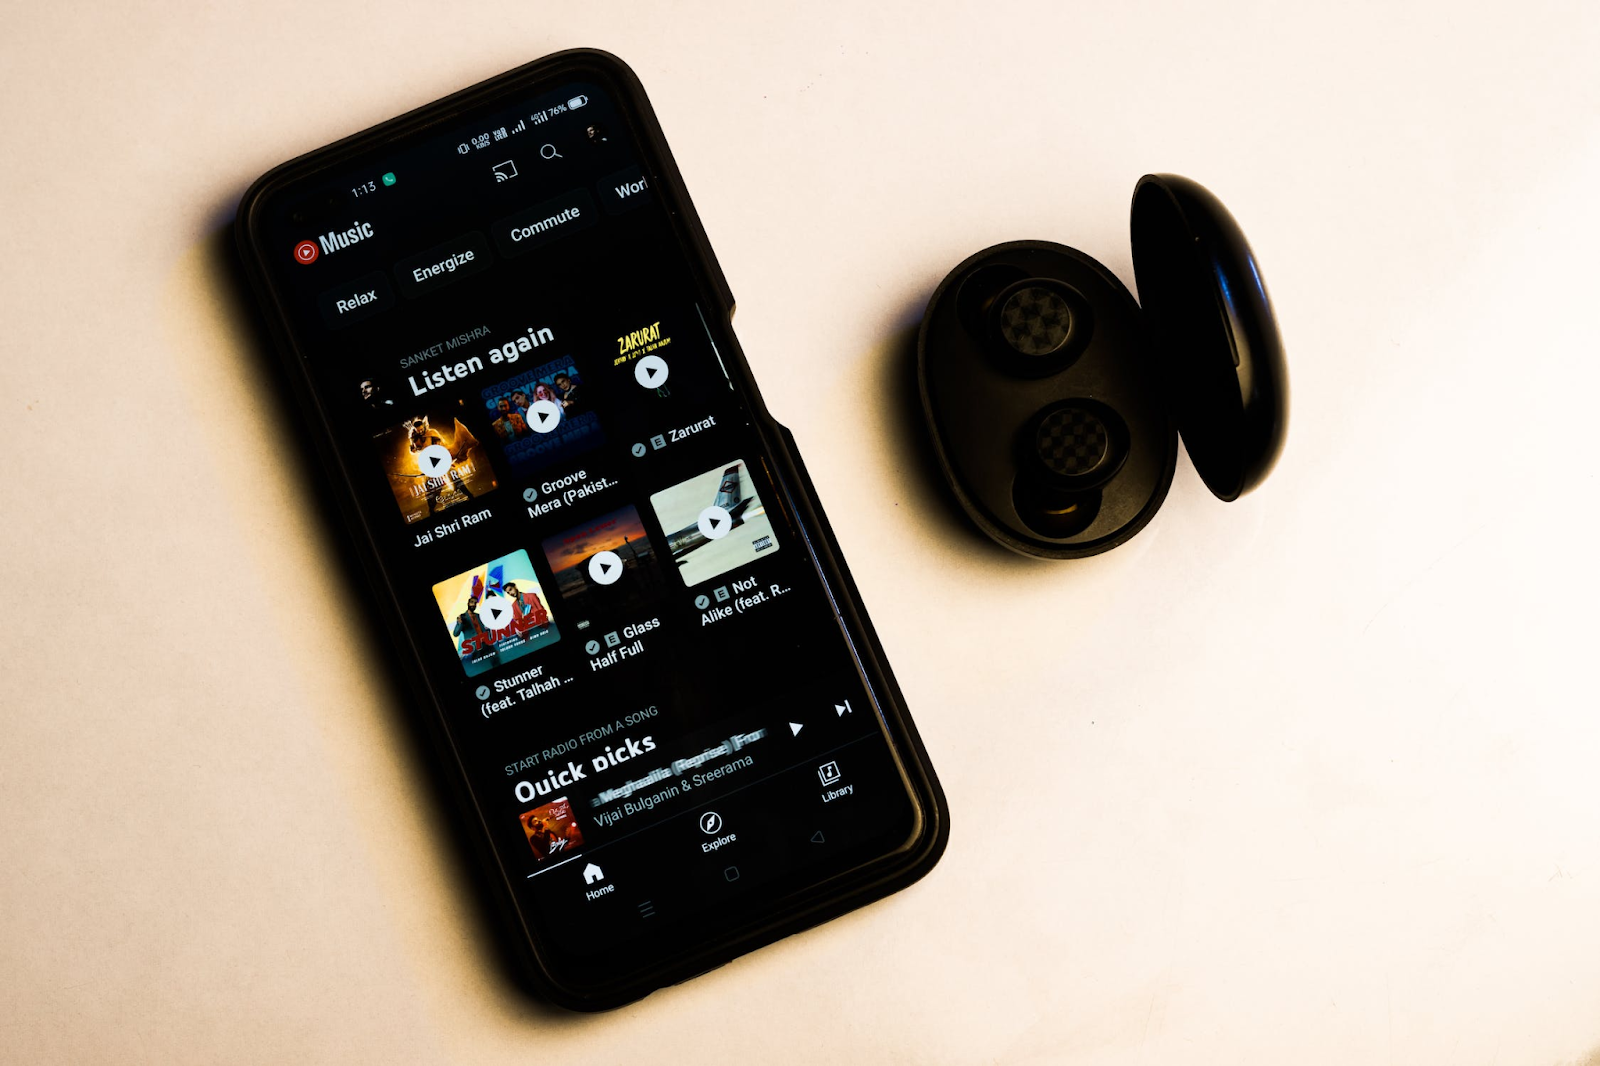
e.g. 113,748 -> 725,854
201,217 -> 595,1024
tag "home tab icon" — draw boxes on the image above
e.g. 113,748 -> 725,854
583,863 -> 605,885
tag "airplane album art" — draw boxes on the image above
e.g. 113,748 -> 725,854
648,459 -> 779,587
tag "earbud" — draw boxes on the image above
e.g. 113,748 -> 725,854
916,174 -> 1288,560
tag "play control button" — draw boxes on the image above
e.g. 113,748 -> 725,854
527,399 -> 562,434
477,594 -> 515,630
697,505 -> 732,540
588,550 -> 623,585
416,444 -> 453,479
634,355 -> 669,389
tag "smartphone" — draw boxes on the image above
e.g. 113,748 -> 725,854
234,50 -> 947,1010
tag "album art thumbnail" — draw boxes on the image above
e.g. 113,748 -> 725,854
648,459 -> 780,587
540,504 -> 668,622
519,796 -> 585,862
481,356 -> 604,476
605,309 -> 717,417
432,549 -> 560,677
373,403 -> 498,524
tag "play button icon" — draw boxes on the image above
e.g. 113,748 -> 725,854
476,594 -> 515,630
416,444 -> 453,479
527,399 -> 562,434
634,355 -> 669,389
697,505 -> 732,541
588,550 -> 623,586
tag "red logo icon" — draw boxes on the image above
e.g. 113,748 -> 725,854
293,240 -> 319,265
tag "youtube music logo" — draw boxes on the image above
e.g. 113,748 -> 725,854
293,221 -> 374,265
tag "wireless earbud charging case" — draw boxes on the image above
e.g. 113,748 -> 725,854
916,174 -> 1288,559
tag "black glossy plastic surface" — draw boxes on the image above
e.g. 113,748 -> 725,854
235,49 -> 948,1011
1130,174 -> 1288,501
917,242 -> 1177,559
917,174 -> 1286,560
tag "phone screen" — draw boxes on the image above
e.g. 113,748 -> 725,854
242,62 -> 932,995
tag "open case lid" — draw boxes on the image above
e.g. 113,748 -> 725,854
1129,174 -> 1288,501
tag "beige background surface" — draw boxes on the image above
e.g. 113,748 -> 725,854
4,2 -> 1600,1063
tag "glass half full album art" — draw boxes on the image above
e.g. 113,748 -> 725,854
432,549 -> 560,677
540,504 -> 668,623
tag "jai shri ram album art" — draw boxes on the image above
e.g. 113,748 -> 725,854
372,400 -> 498,524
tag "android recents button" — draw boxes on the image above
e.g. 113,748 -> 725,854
489,188 -> 599,259
316,270 -> 395,329
596,166 -> 652,215
392,231 -> 493,299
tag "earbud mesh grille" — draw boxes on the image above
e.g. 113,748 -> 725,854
1035,406 -> 1109,477
998,285 -> 1072,356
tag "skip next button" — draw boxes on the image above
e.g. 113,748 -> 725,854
316,271 -> 395,329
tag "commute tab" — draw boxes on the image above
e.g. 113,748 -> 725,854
491,188 -> 599,259
317,270 -> 395,329
393,231 -> 493,299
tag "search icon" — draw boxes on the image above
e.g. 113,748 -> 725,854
540,143 -> 562,160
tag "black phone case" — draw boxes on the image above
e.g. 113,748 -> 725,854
234,48 -> 948,1011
